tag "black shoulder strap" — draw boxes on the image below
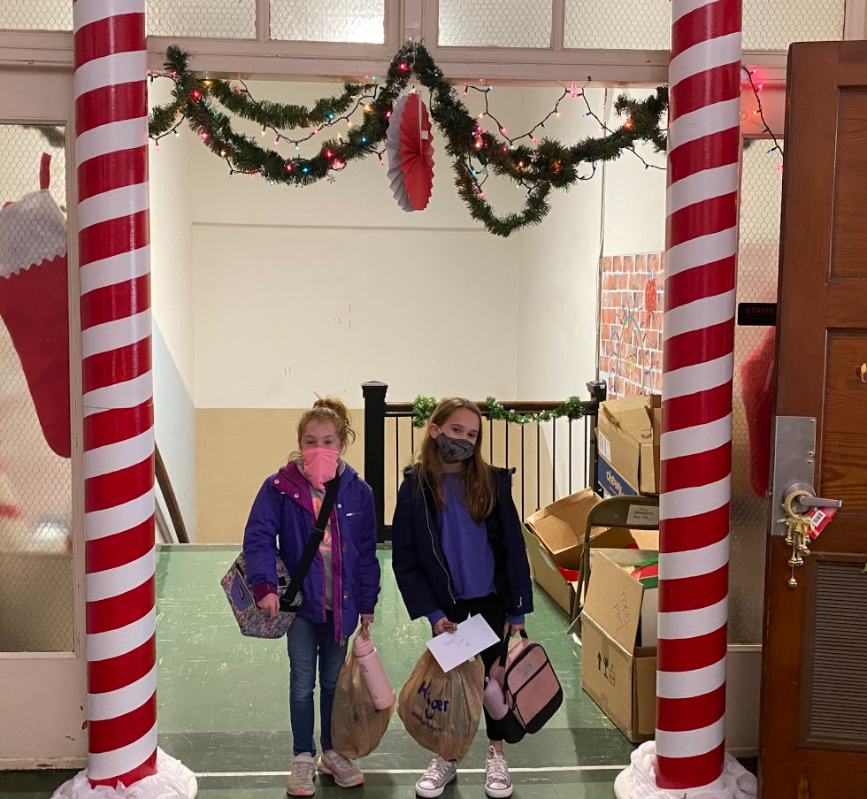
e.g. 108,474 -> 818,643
280,473 -> 341,611
499,628 -> 529,667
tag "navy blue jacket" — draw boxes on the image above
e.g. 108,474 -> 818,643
392,465 -> 533,621
243,461 -> 381,643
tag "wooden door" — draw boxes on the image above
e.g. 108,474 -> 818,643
760,41 -> 867,796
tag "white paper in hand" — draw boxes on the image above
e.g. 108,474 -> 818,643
426,614 -> 500,673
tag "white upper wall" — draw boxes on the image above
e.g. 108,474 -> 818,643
148,80 -> 196,398
189,81 -> 525,408
517,87 -> 606,400
602,89 -> 667,256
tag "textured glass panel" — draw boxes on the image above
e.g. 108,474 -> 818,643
0,0 -> 71,32
438,0 -> 552,48
0,124 -> 74,653
728,143 -> 783,644
565,0 -> 669,50
271,0 -> 384,43
743,0 -> 844,49
146,0 -> 256,39
565,0 -> 844,50
0,0 -> 262,36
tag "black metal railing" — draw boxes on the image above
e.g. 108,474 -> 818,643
362,381 -> 607,542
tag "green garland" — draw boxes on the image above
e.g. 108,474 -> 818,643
149,44 -> 667,237
412,396 -> 585,429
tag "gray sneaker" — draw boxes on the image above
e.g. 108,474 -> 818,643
287,754 -> 316,797
485,747 -> 513,798
416,757 -> 457,798
318,750 -> 364,788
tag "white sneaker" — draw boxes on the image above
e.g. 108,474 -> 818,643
485,747 -> 513,798
287,753 -> 316,797
415,757 -> 457,798
318,749 -> 364,788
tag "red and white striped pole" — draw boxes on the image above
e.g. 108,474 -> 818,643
73,0 -> 158,788
656,0 -> 742,787
616,0 -> 756,796
55,4 -> 195,794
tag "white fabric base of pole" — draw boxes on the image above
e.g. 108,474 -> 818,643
50,749 -> 197,799
614,742 -> 757,799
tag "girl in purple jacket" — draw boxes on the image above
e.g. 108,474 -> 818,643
243,398 -> 381,797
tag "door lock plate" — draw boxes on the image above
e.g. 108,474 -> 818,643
771,416 -> 817,537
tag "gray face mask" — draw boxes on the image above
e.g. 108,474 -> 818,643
435,432 -> 476,464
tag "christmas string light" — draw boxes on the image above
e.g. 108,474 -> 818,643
741,65 -> 784,163
148,43 -> 669,237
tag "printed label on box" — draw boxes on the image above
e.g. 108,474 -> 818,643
598,458 -> 638,497
598,431 -> 611,462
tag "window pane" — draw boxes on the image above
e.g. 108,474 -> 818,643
729,143 -> 784,644
438,0 -> 552,48
271,0 -> 385,43
147,0 -> 256,39
0,124 -> 74,653
564,0 -> 844,50
0,0 -> 71,32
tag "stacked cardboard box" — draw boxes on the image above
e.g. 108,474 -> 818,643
522,489 -> 648,615
580,550 -> 660,742
596,394 -> 662,497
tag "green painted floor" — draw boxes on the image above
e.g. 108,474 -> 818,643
2,546 -> 633,798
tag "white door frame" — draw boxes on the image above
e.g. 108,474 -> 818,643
0,66 -> 87,770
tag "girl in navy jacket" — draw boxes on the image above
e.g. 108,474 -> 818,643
243,398 -> 380,796
392,398 -> 533,799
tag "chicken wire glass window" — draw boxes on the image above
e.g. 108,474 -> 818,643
271,0 -> 385,43
0,0 -> 257,36
146,0 -> 256,38
728,142 -> 784,645
0,125 -> 74,653
0,0 -> 71,32
564,0 -> 845,50
438,0 -> 552,48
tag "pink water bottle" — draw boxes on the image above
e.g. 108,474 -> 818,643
353,636 -> 395,710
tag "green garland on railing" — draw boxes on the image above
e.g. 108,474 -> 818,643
149,44 -> 668,237
412,396 -> 586,429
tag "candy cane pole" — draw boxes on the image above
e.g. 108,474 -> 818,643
615,0 -> 757,796
53,0 -> 195,795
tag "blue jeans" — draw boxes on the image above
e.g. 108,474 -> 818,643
286,612 -> 347,756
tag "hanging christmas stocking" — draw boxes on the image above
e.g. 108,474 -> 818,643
740,328 -> 775,498
0,153 -> 71,458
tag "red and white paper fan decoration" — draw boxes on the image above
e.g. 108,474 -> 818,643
386,93 -> 435,212
0,153 -> 71,458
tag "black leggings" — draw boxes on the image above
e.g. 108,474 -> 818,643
445,593 -> 507,743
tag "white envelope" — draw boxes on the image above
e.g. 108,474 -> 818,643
426,614 -> 500,673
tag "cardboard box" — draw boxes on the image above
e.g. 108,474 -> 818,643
523,489 -> 636,615
597,394 -> 662,496
581,551 -> 659,742
522,523 -> 578,615
569,546 -> 659,640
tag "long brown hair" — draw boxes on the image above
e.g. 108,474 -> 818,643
290,397 -> 357,461
416,398 -> 495,523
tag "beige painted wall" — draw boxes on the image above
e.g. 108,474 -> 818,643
196,407 -> 365,544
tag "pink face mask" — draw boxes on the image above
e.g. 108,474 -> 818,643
301,447 -> 340,491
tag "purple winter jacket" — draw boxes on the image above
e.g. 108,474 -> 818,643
242,461 -> 381,643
